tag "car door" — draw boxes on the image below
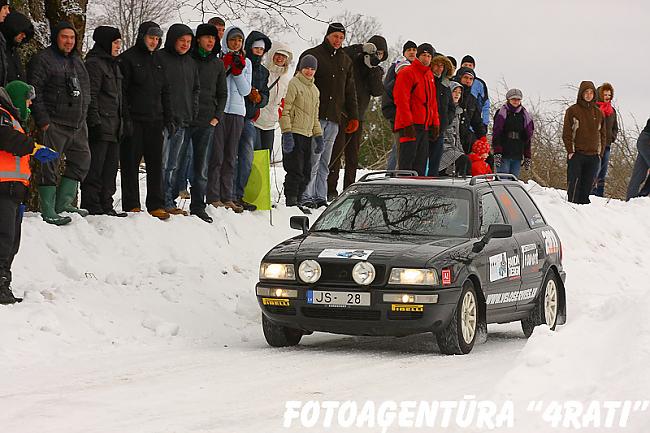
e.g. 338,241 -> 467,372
504,185 -> 553,312
476,191 -> 521,321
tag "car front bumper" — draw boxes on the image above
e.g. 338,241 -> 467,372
256,284 -> 463,337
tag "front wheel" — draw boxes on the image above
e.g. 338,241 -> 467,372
262,314 -> 303,347
436,282 -> 478,355
522,272 -> 559,337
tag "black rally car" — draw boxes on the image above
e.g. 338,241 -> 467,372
256,172 -> 567,354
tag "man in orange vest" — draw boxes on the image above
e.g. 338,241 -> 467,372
0,80 -> 59,304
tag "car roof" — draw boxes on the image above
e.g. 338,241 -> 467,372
354,172 -> 522,190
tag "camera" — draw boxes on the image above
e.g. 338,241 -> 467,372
67,76 -> 81,98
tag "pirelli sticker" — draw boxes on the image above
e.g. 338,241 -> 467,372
391,304 -> 424,312
262,298 -> 291,307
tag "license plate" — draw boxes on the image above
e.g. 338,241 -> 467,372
307,290 -> 371,307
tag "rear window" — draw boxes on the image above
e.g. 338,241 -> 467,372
492,186 -> 529,233
506,186 -> 546,228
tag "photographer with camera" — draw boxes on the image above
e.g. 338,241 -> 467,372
27,21 -> 91,225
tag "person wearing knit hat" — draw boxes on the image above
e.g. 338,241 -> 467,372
452,67 -> 486,154
460,54 -> 490,127
1,11 -> 34,83
295,20 -> 359,208
279,53 -> 323,210
180,22 -> 226,223
469,136 -> 492,176
438,81 -> 469,176
492,88 -> 534,178
383,40 -> 418,170
392,41 -> 440,175
80,25 -> 127,218
0,81 -> 60,303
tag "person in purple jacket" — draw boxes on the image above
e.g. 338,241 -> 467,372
491,88 -> 534,177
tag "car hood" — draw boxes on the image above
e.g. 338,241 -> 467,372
265,232 -> 467,268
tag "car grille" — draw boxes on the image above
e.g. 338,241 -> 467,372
301,307 -> 380,321
318,262 -> 386,286
387,311 -> 424,320
264,305 -> 297,315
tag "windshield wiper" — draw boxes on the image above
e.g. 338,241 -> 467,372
313,227 -> 354,233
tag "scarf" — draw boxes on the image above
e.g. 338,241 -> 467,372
597,101 -> 614,117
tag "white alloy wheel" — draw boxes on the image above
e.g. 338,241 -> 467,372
461,291 -> 477,344
544,278 -> 558,327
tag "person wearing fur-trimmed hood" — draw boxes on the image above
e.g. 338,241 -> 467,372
428,53 -> 455,176
254,41 -> 293,157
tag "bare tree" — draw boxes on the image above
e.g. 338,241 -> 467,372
87,0 -> 184,49
243,9 -> 288,40
330,10 -> 382,45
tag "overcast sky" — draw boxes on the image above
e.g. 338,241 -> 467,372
185,0 -> 647,128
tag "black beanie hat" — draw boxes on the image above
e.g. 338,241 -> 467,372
461,54 -> 475,66
326,22 -> 346,36
0,0 -> 8,6
416,43 -> 435,57
93,26 -> 121,54
448,56 -> 457,69
196,23 -> 219,39
402,40 -> 417,54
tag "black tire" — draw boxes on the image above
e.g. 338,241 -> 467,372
436,282 -> 478,355
262,314 -> 302,347
521,272 -> 559,338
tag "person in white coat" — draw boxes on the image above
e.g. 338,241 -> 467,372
253,42 -> 293,161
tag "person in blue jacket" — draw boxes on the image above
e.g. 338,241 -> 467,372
461,55 -> 490,127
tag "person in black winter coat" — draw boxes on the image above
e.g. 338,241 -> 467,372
118,21 -> 171,220
428,53 -> 455,176
158,23 -> 200,216
27,21 -> 92,225
0,1 -> 9,86
80,26 -> 126,218
328,35 -> 387,200
0,11 -> 34,83
233,30 -> 271,211
180,23 -> 228,223
453,67 -> 486,153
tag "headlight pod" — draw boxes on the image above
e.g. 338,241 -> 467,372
259,263 -> 296,281
298,260 -> 322,283
352,261 -> 376,286
389,268 -> 438,286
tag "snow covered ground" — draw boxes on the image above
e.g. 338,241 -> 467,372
1,169 -> 650,433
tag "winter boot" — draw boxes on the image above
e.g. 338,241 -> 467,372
55,177 -> 89,217
38,186 -> 72,226
0,272 -> 21,305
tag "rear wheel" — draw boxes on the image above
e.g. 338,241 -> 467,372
436,282 -> 478,355
522,272 -> 559,337
262,314 -> 303,347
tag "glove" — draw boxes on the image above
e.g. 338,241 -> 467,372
88,123 -> 102,142
345,119 -> 359,134
248,88 -> 262,104
231,53 -> 245,76
523,157 -> 532,171
494,153 -> 502,168
314,135 -> 324,154
399,124 -> 416,143
165,121 -> 178,137
282,132 -> 295,153
31,144 -> 60,163
429,124 -> 440,141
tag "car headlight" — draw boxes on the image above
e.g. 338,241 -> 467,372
352,261 -> 376,285
259,263 -> 295,281
389,268 -> 438,286
298,260 -> 321,283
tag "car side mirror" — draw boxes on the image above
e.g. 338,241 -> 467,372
290,216 -> 309,234
473,224 -> 512,253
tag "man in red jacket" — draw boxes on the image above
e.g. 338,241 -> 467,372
393,43 -> 439,175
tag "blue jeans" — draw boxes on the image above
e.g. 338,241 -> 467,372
234,119 -> 256,200
184,126 -> 215,213
592,146 -> 610,197
427,134 -> 444,176
626,132 -> 650,200
497,158 -> 522,178
302,120 -> 339,204
386,133 -> 399,170
162,127 -> 187,209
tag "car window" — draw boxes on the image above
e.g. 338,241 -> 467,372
492,186 -> 528,233
480,192 -> 505,236
506,186 -> 546,228
313,186 -> 472,237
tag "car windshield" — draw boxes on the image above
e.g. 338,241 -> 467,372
313,185 -> 472,237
